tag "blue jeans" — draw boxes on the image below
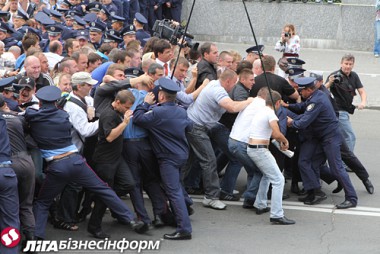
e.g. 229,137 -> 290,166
228,138 -> 262,201
247,148 -> 284,219
338,111 -> 356,152
374,20 -> 380,55
209,123 -> 243,195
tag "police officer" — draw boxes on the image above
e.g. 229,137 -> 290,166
0,94 -> 36,245
287,77 -> 358,209
88,20 -> 106,50
134,12 -> 150,47
133,78 -> 193,240
0,112 -> 20,254
0,77 -> 19,112
24,86 -> 148,240
245,44 -> 264,64
0,21 -> 18,51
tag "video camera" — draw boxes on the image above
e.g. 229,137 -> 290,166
152,19 -> 198,50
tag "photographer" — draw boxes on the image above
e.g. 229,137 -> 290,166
325,54 -> 367,155
275,24 -> 300,77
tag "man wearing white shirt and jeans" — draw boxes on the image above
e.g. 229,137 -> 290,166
185,69 -> 253,210
229,87 -> 268,209
246,90 -> 295,225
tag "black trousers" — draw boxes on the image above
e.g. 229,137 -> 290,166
88,157 -> 135,231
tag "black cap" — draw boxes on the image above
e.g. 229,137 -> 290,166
14,9 -> 29,20
0,11 -> 11,20
124,67 -> 144,77
157,78 -> 180,94
294,77 -> 316,88
65,10 -> 77,19
61,0 -> 72,7
286,68 -> 306,80
89,20 -> 107,32
246,45 -> 264,54
16,76 -> 36,90
86,2 -> 103,12
134,12 -> 147,24
36,86 -> 61,102
121,24 -> 135,36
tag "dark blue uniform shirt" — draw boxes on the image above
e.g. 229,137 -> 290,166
133,101 -> 192,160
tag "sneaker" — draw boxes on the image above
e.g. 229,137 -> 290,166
202,197 -> 227,210
242,199 -> 255,209
233,189 -> 240,195
219,192 -> 240,201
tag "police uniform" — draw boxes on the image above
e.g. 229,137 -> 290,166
133,78 -> 192,240
0,22 -> 18,51
134,12 -> 151,47
24,86 -> 147,239
0,113 -> 20,254
288,77 -> 358,208
88,21 -> 106,50
119,24 -> 136,49
0,77 -> 19,112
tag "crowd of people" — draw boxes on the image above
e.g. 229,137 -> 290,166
0,1 -> 375,253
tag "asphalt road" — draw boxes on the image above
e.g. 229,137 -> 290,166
39,45 -> 380,254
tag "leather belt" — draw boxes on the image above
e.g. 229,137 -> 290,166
124,137 -> 148,142
248,144 -> 269,149
0,164 -> 11,168
11,151 -> 29,157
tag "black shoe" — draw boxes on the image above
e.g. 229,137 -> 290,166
255,207 -> 270,215
130,220 -> 149,234
219,192 -> 240,201
290,181 -> 300,194
187,205 -> 195,216
363,179 -> 374,194
185,187 -> 204,195
152,215 -> 165,228
332,182 -> 343,194
298,188 -> 307,196
77,208 -> 92,223
160,212 -> 177,227
163,231 -> 192,240
242,199 -> 255,209
336,200 -> 356,209
270,216 -> 296,225
298,190 -> 314,202
304,192 -> 327,205
282,194 -> 290,200
88,228 -> 110,239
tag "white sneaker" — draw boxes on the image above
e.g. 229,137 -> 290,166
202,197 -> 227,210
233,189 -> 240,195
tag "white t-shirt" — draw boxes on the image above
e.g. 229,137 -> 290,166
230,97 -> 266,143
249,106 -> 278,140
187,80 -> 229,128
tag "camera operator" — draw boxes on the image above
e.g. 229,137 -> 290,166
325,53 -> 367,155
275,24 -> 300,78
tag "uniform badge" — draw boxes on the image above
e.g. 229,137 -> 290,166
110,30 -> 114,35
307,103 -> 315,111
288,69 -> 294,75
91,22 -> 95,27
291,59 -> 296,64
130,25 -> 134,30
95,4 -> 99,8
51,26 -> 55,31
